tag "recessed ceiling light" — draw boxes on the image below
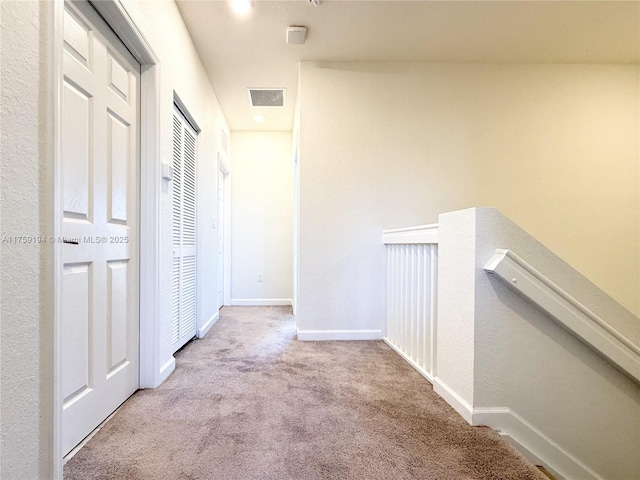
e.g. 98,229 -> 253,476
229,0 -> 253,16
253,114 -> 266,123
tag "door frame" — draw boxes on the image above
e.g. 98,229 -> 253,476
218,153 -> 231,306
52,0 -> 161,475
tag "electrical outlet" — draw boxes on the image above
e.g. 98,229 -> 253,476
257,273 -> 263,282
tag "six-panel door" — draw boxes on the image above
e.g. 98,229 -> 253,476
61,1 -> 140,456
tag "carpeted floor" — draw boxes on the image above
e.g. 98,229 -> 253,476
64,306 -> 547,480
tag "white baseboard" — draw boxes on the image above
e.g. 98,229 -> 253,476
432,377 -> 474,423
296,329 -> 382,341
431,377 -> 603,480
473,408 -> 602,480
383,337 -> 434,383
197,311 -> 219,338
230,299 -> 292,306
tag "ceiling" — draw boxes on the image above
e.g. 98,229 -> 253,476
176,0 -> 639,132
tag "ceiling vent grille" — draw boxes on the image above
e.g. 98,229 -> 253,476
248,88 -> 286,107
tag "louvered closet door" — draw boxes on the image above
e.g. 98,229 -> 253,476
172,107 -> 197,352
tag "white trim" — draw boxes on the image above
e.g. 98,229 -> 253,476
157,357 -> 176,386
484,249 -> 640,383
499,435 -> 559,479
52,1 -> 65,477
383,338 -> 433,382
218,152 -> 232,307
230,299 -> 293,306
223,179 -> 232,306
429,244 -> 438,377
218,151 -> 230,175
292,138 -> 300,318
432,377 -> 474,424
430,376 -> 604,480
383,223 -> 439,244
472,408 -> 603,480
197,311 -> 219,339
173,91 -> 201,133
88,0 -> 157,64
296,329 -> 383,341
138,62 -> 163,388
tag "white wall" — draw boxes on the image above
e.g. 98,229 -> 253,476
120,0 -> 229,361
230,132 -> 293,305
434,209 -> 477,406
1,2 -> 56,478
436,207 -> 640,480
298,62 -> 639,336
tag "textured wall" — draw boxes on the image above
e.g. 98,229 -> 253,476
472,208 -> 639,480
1,1 -> 55,478
121,0 -> 229,363
298,62 -> 639,336
435,209 -> 477,405
230,132 -> 293,303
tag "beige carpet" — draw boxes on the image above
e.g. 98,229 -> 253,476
64,306 -> 547,480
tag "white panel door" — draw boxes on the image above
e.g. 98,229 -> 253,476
61,1 -> 140,456
172,108 -> 197,351
217,168 -> 225,309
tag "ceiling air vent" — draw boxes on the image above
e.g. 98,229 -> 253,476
248,88 -> 286,107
